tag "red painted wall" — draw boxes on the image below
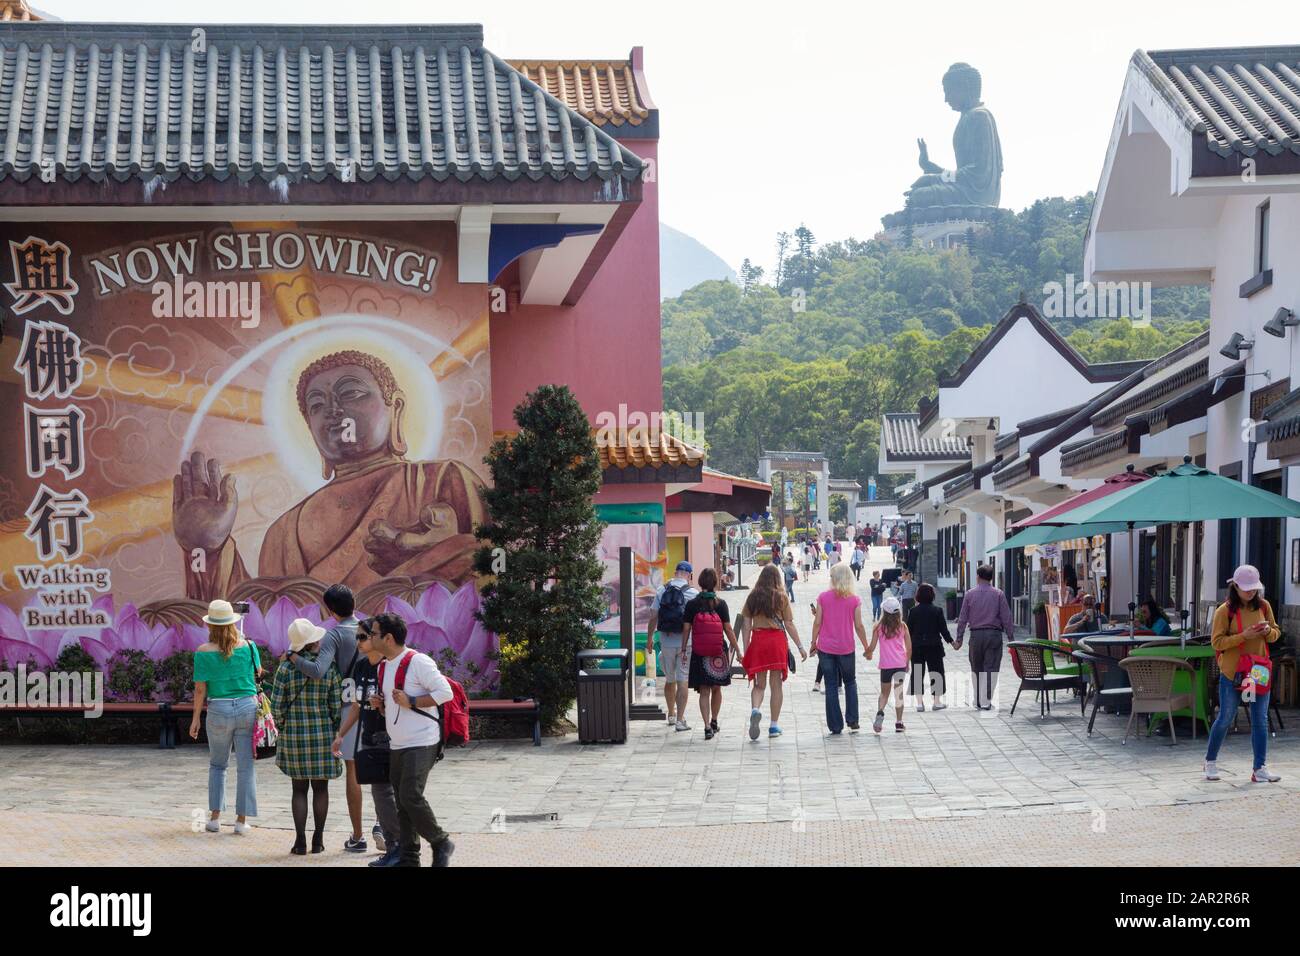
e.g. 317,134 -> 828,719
488,140 -> 662,436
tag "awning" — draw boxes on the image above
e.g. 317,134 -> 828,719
595,502 -> 665,525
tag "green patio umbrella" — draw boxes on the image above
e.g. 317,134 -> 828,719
1045,457 -> 1300,638
1047,458 -> 1300,525
989,521 -> 1152,553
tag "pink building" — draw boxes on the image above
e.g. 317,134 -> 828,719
0,19 -> 697,687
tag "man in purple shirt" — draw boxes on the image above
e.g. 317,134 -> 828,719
954,564 -> 1014,710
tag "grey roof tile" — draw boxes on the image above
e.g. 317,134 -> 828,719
0,22 -> 645,185
882,413 -> 969,462
1142,47 -> 1300,160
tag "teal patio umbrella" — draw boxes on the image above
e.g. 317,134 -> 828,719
1045,458 -> 1300,525
989,520 -> 1153,553
1045,457 -> 1300,637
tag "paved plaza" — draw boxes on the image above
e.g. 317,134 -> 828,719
1,547 -> 1295,866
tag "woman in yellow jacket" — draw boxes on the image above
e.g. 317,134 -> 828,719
1204,565 -> 1282,783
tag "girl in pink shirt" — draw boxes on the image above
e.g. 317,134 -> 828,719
868,595 -> 912,733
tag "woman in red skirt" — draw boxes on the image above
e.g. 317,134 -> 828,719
738,563 -> 807,740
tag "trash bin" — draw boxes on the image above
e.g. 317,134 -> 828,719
576,648 -> 629,744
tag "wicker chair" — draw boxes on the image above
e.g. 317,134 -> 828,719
1007,642 -> 1085,718
1071,649 -> 1133,736
1118,656 -> 1198,745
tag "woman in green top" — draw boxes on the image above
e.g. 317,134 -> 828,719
272,618 -> 344,855
190,599 -> 262,835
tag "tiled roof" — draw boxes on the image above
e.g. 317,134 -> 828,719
0,22 -> 645,185
882,413 -> 969,462
599,432 -> 704,471
1091,354 -> 1209,429
1142,47 -> 1300,160
1060,429 -> 1129,472
507,57 -> 651,128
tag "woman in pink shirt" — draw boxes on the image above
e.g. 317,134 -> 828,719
810,564 -> 871,734
868,595 -> 913,733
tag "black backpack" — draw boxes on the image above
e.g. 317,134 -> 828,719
657,584 -> 687,632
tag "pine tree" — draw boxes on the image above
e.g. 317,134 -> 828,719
774,231 -> 791,286
473,385 -> 606,728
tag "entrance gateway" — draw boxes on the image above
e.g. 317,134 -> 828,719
758,451 -> 830,530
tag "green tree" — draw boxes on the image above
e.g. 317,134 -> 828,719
473,385 -> 607,729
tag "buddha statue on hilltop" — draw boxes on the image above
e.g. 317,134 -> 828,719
904,62 -> 1003,212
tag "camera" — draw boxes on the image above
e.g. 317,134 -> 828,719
231,601 -> 251,615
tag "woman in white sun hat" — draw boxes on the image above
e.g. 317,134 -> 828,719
272,618 -> 344,855
1204,565 -> 1282,783
190,599 -> 262,835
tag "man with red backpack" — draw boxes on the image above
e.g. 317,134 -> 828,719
368,613 -> 457,867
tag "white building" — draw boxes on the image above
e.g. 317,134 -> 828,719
881,302 -> 1150,613
1085,45 -> 1300,633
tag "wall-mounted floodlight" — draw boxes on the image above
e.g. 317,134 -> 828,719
1218,332 -> 1254,361
1263,307 -> 1298,338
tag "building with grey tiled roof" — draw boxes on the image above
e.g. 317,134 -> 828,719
0,22 -> 644,190
881,413 -> 969,464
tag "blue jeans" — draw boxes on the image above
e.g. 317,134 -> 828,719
820,652 -> 859,733
1205,675 -> 1269,770
871,595 -> 882,620
207,696 -> 259,816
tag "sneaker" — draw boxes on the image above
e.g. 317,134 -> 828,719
704,727 -> 715,740
748,708 -> 762,740
872,712 -> 884,734
1252,766 -> 1281,783
667,714 -> 677,727
432,838 -> 456,868
916,702 -> 926,713
812,684 -> 822,693
369,845 -> 401,867
1203,760 -> 1220,781
847,722 -> 861,733
932,703 -> 947,711
204,819 -> 220,833
674,720 -> 691,732
768,724 -> 783,737
978,704 -> 993,711
233,821 -> 252,836
344,836 -> 368,853
372,825 -> 387,852
895,722 -> 905,733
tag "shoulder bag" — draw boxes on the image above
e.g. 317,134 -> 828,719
1228,607 -> 1273,699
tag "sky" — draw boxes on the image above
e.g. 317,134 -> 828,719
35,0 -> 1300,273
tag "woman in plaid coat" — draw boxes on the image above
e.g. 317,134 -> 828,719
272,619 -> 343,855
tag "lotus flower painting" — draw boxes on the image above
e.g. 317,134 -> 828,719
0,583 -> 498,698
382,582 -> 499,693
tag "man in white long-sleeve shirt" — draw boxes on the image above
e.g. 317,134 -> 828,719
367,613 -> 456,867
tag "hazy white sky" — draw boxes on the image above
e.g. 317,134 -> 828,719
38,0 -> 1300,272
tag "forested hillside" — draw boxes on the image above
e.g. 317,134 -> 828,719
661,195 -> 1210,492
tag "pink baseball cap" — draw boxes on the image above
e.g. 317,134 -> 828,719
1228,565 -> 1264,596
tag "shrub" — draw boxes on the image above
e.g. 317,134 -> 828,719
54,644 -> 99,677
156,650 -> 195,702
106,649 -> 158,701
473,385 -> 606,729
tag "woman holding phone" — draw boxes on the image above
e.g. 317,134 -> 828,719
1204,565 -> 1282,783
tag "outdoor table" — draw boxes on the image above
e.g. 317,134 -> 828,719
1130,643 -> 1216,734
1072,632 -> 1152,715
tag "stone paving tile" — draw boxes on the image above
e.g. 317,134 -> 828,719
2,548 -> 1297,850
